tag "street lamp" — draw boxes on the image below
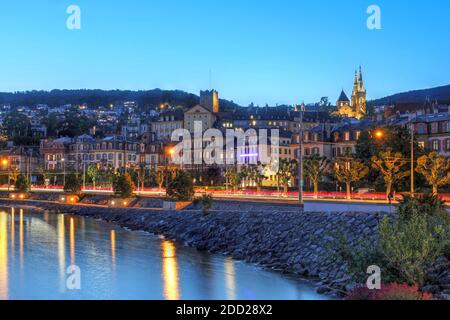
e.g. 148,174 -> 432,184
298,103 -> 305,205
374,130 -> 384,139
62,158 -> 66,187
165,147 -> 175,196
2,159 -> 10,191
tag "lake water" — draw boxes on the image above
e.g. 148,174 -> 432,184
0,207 -> 328,300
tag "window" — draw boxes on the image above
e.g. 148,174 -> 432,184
433,140 -> 440,151
334,132 -> 339,142
446,123 -> 450,133
446,139 -> 450,151
431,123 -> 438,134
418,123 -> 426,134
344,132 -> 350,141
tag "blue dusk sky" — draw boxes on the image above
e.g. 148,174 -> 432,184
0,0 -> 449,106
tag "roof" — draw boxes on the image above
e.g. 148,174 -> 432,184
410,112 -> 450,124
337,90 -> 350,102
331,119 -> 373,133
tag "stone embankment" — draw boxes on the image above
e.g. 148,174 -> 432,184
0,194 -> 448,299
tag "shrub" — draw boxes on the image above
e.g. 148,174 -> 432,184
379,211 -> 449,286
345,285 -> 374,300
397,193 -> 446,219
64,173 -> 82,195
374,283 -> 433,300
346,283 -> 432,300
14,174 -> 30,193
200,194 -> 213,216
167,171 -> 194,202
113,173 -> 135,198
332,234 -> 393,283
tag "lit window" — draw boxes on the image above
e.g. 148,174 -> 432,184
433,140 -> 440,151
344,132 -> 350,141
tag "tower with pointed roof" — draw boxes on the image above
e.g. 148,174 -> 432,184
334,67 -> 367,119
351,66 -> 366,119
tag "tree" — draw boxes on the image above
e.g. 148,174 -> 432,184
113,173 -> 135,198
167,171 -> 194,201
225,168 -> 242,192
371,149 -> 409,199
355,126 -> 425,192
204,165 -> 222,186
416,152 -> 450,195
304,155 -> 329,198
10,169 -> 20,186
36,165 -> 48,186
64,173 -> 82,195
87,164 -> 100,190
247,162 -> 266,192
334,156 -> 369,199
15,174 -> 30,193
2,112 -> 30,138
276,159 -> 297,193
154,170 -> 165,191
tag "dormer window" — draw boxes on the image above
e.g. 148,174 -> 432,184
344,132 -> 350,141
334,132 -> 339,142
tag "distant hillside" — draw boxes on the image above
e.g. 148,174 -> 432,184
371,84 -> 450,105
0,89 -> 241,110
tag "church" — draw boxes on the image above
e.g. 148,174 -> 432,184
334,67 -> 367,119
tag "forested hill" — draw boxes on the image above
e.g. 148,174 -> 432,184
371,84 -> 450,105
0,89 -> 241,110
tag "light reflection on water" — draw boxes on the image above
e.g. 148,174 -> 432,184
0,207 -> 329,300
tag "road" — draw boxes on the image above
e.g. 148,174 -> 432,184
2,186 -> 450,207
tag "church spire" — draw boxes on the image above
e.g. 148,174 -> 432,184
358,66 -> 365,92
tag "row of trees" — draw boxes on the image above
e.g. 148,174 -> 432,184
302,150 -> 450,199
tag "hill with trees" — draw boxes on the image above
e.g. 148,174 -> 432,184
0,89 -> 241,110
370,84 -> 450,105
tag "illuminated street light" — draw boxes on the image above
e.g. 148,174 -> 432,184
62,157 -> 66,187
2,158 -> 10,191
374,130 -> 384,139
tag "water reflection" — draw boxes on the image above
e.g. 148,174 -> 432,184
0,207 -> 329,300
58,214 -> 66,291
224,258 -> 236,300
110,230 -> 116,271
161,240 -> 180,300
19,209 -> 24,270
0,211 -> 8,300
10,208 -> 14,261
70,217 -> 75,265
